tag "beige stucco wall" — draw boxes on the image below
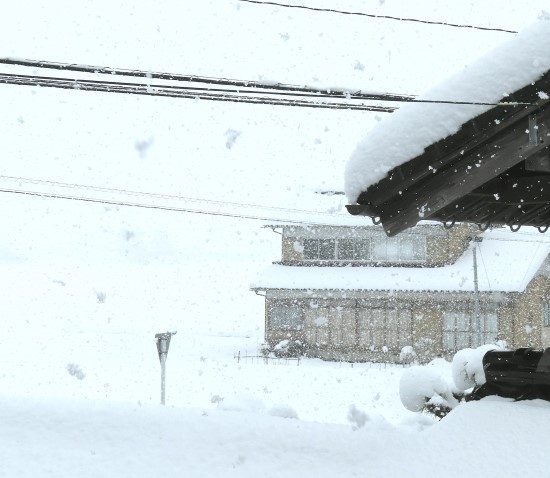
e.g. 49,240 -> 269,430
411,305 -> 442,360
281,236 -> 303,262
508,275 -> 550,348
263,291 -> 513,363
426,223 -> 475,266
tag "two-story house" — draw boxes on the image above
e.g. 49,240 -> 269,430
252,223 -> 550,363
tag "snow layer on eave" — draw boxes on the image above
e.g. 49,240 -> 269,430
345,13 -> 550,203
252,231 -> 550,293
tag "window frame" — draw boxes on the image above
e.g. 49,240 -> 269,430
268,305 -> 303,331
442,309 -> 499,351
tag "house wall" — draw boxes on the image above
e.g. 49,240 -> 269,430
261,224 -> 550,363
426,223 -> 477,266
282,235 -> 303,262
508,275 -> 550,348
278,224 -> 450,266
411,305 -> 442,360
263,290 -> 510,363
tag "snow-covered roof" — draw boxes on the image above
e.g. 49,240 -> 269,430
345,13 -> 550,203
252,229 -> 550,293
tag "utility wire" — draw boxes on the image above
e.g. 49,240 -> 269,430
0,187 -> 352,228
4,185 -> 550,242
0,63 -> 531,108
238,0 -> 518,34
0,57 -> 414,103
0,174 -> 346,218
0,72 -> 396,112
476,242 -> 492,291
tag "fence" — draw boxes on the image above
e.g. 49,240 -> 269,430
234,351 -> 301,366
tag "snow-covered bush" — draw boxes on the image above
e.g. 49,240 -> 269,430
272,339 -> 305,358
400,342 -> 509,418
452,343 -> 505,392
399,345 -> 417,365
399,359 -> 461,419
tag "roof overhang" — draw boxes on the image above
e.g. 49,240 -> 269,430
347,70 -> 550,236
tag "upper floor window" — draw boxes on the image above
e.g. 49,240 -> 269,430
302,237 -> 425,262
373,236 -> 425,262
304,239 -> 336,260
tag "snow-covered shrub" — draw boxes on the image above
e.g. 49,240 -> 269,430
399,360 -> 461,419
400,345 -> 417,365
273,339 -> 305,358
452,343 -> 504,392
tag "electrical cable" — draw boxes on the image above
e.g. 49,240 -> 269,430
0,187 -> 354,228
476,242 -> 492,291
0,72 -> 397,112
0,174 -> 347,218
238,0 -> 518,34
0,57 -> 414,103
0,58 -> 533,107
4,185 -> 550,243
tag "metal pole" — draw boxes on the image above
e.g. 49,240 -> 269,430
160,352 -> 166,405
472,238 -> 482,346
155,331 -> 176,406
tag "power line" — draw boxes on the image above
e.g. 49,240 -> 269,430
0,72 -> 397,112
0,187 -> 351,228
238,0 -> 518,34
0,57 -> 414,103
4,185 -> 550,243
0,62 -> 531,108
0,174 -> 346,218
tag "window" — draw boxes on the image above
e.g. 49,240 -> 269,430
302,236 -> 424,263
268,306 -> 303,330
338,239 -> 370,260
372,236 -> 425,262
303,238 -> 371,261
304,307 -> 356,347
357,308 -> 412,350
544,304 -> 550,327
304,307 -> 330,345
303,239 -> 336,260
442,311 -> 498,350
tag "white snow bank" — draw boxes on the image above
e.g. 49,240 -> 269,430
345,13 -> 550,202
2,395 -> 549,478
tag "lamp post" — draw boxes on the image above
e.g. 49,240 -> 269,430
155,331 -> 176,405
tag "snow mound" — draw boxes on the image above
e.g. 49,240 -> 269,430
452,343 -> 503,391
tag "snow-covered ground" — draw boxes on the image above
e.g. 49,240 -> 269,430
2,394 -> 549,478
2,1 -> 550,476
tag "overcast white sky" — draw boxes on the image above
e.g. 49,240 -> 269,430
0,1 -> 548,266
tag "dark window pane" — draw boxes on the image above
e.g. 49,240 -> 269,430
269,306 -> 302,330
338,239 -> 354,260
354,240 -> 371,260
303,239 -> 318,259
318,239 -> 336,260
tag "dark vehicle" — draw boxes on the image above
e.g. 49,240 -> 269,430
467,348 -> 550,402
